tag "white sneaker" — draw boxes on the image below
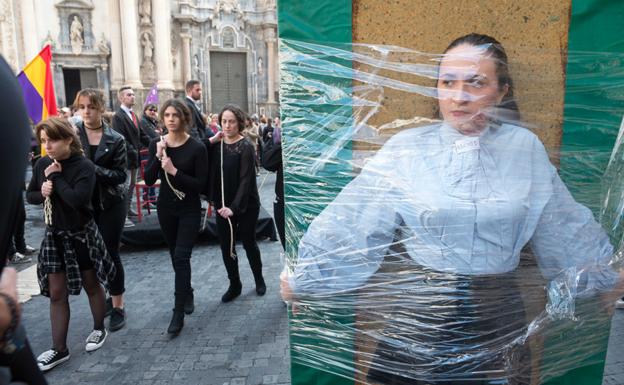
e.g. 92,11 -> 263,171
616,298 -> 624,309
124,218 -> 135,228
37,349 -> 70,371
23,245 -> 37,254
10,252 -> 31,264
85,329 -> 107,352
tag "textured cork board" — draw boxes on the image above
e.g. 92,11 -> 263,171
351,0 -> 571,154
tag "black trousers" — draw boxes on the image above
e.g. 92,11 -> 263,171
215,205 -> 263,284
7,193 -> 26,255
157,202 -> 201,310
274,196 -> 285,250
366,266 -> 531,385
93,199 -> 126,296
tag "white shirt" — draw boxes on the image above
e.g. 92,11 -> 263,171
291,123 -> 617,298
120,104 -> 134,122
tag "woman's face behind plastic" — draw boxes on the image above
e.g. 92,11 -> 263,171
437,44 -> 509,136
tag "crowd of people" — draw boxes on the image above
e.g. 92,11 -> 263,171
5,79 -> 284,374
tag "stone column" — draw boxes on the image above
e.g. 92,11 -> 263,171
181,32 -> 192,84
152,0 -> 174,90
266,28 -> 276,103
109,0 -> 124,89
19,0 -> 39,65
118,0 -> 142,88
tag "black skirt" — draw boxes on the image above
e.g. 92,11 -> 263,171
365,265 -> 531,385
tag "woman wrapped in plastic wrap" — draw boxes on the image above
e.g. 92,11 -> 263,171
281,34 -> 624,385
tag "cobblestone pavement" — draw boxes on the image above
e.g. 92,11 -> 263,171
14,171 -> 624,385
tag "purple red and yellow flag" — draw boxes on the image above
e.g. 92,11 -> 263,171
17,45 -> 57,125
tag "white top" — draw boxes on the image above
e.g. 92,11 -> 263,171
291,123 -> 617,296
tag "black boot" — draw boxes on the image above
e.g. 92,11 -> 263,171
221,280 -> 242,303
184,289 -> 194,315
167,310 -> 184,334
255,275 -> 266,296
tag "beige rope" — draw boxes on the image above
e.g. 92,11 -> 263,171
161,136 -> 185,200
221,138 -> 236,259
44,196 -> 52,226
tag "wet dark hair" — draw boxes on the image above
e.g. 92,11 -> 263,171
159,99 -> 192,133
218,104 -> 247,134
442,33 -> 520,122
35,117 -> 84,157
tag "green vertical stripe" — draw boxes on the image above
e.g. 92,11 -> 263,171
278,1 -> 355,385
549,1 -> 624,384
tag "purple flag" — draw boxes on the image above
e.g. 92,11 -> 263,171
144,83 -> 158,106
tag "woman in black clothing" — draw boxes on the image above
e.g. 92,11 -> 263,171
207,104 -> 266,303
27,118 -> 116,372
75,89 -> 128,332
140,103 -> 161,148
144,99 -> 208,335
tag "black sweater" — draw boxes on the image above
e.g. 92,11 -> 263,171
208,138 -> 260,215
27,155 -> 95,230
144,137 -> 208,208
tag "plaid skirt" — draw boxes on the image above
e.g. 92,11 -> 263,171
37,220 -> 116,297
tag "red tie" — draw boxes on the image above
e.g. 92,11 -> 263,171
131,111 -> 138,128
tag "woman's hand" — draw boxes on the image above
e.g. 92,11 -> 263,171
160,156 -> 177,176
280,269 -> 300,314
156,136 -> 167,159
44,160 -> 61,177
41,180 -> 53,197
217,206 -> 233,218
210,131 -> 224,144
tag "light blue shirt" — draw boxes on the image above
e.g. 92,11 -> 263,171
292,123 -> 617,298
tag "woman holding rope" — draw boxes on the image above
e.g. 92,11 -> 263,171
27,118 -> 115,371
207,104 -> 266,303
144,99 -> 208,335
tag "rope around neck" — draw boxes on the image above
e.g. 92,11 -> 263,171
221,138 -> 236,259
161,137 -> 185,200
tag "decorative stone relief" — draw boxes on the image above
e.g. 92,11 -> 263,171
97,34 -> 110,56
139,0 -> 151,25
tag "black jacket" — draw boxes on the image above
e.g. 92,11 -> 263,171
27,154 -> 96,231
112,108 -> 148,169
184,97 -> 213,141
140,115 -> 159,148
77,122 -> 127,210
261,137 -> 283,200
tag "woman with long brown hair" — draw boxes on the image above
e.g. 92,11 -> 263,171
144,99 -> 208,335
75,88 -> 128,332
27,117 -> 115,371
207,104 -> 266,303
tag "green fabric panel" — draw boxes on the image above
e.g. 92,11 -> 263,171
278,1 -> 355,385
551,1 -> 624,383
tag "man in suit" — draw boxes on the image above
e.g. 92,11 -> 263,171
184,80 -> 213,141
112,86 -> 147,226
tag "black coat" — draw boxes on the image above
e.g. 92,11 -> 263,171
184,97 -> 213,140
139,115 -> 159,148
77,122 -> 128,210
112,108 -> 147,169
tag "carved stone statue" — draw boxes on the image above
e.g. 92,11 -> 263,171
97,34 -> 110,56
70,15 -> 84,55
139,0 -> 151,24
141,32 -> 154,63
257,57 -> 263,75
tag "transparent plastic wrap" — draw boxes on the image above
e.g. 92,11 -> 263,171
280,36 -> 624,385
